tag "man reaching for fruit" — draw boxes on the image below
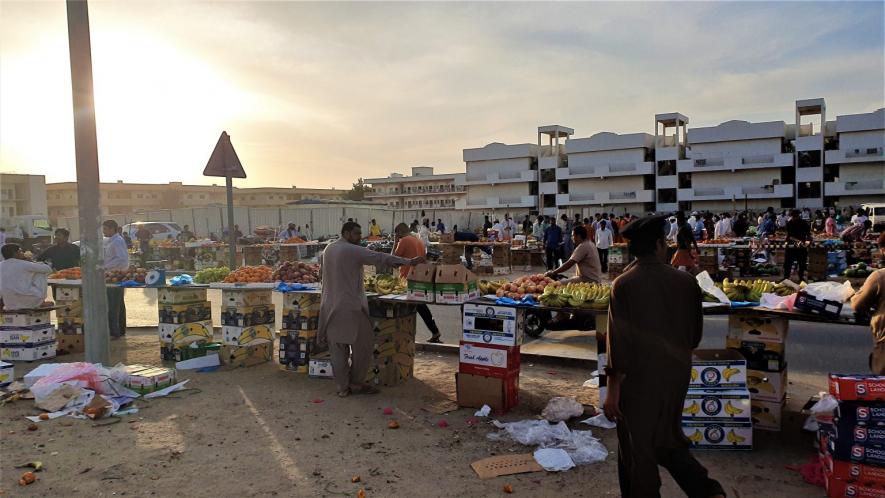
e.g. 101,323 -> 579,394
604,215 -> 725,498
544,225 -> 602,284
319,222 -> 425,397
393,223 -> 442,343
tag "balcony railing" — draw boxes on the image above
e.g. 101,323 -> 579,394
846,147 -> 884,158
694,158 -> 725,167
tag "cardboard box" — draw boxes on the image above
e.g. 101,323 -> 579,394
159,301 -> 212,324
462,304 -> 524,347
166,320 -> 214,346
795,290 -> 843,320
56,333 -> 85,354
825,476 -> 885,498
369,300 -> 416,318
55,301 -> 83,319
682,420 -> 753,449
456,371 -> 519,413
123,365 -> 176,394
0,310 -> 51,328
174,342 -> 222,362
221,289 -> 273,307
280,291 -> 321,313
747,368 -> 788,402
0,325 -> 55,345
725,336 -> 786,372
835,401 -> 885,426
281,312 -> 319,331
825,435 -> 885,467
820,450 -> 885,483
407,263 -> 436,303
727,314 -> 789,342
439,233 -> 454,243
690,349 -> 748,390
682,389 -> 751,421
279,334 -> 317,369
221,324 -> 275,346
830,374 -> 885,402
160,344 -> 176,362
58,322 -> 84,335
435,265 -> 479,304
157,287 -> 208,305
220,342 -> 272,368
221,304 -> 275,327
0,361 -> 13,387
458,342 -> 520,378
309,352 -> 334,378
751,396 -> 785,431
53,285 -> 80,302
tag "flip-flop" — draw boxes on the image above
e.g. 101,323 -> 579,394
427,335 -> 443,344
351,385 -> 380,395
337,390 -> 351,398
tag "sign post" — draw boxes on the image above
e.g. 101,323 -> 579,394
203,131 -> 246,269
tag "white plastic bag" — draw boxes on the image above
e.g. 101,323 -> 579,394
805,281 -> 855,303
533,448 -> 575,472
488,420 -> 572,446
696,271 -> 729,304
759,293 -> 796,310
541,397 -> 584,422
580,413 -> 617,429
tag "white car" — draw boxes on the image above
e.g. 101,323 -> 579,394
122,222 -> 183,243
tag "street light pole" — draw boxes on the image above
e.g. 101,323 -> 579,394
66,0 -> 110,364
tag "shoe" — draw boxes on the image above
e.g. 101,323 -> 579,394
427,335 -> 443,344
337,389 -> 351,398
350,384 -> 380,395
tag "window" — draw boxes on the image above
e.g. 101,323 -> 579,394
657,160 -> 676,176
798,150 -> 821,168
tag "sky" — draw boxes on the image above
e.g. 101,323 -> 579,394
1,1 -> 883,189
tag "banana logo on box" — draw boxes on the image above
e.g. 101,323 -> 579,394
171,323 -> 213,346
226,325 -> 274,346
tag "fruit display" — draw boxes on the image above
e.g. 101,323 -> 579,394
223,266 -> 273,283
750,263 -> 780,276
494,275 -> 555,300
364,274 -> 407,294
194,267 -> 231,284
701,239 -> 733,245
273,261 -> 319,284
843,262 -> 874,279
538,282 -> 611,309
716,278 -> 797,302
284,237 -> 307,244
105,268 -> 147,283
158,240 -> 180,248
478,279 -> 508,295
49,267 -> 82,280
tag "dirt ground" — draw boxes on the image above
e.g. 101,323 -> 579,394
3,330 -> 826,498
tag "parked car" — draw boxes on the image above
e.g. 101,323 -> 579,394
122,222 -> 183,244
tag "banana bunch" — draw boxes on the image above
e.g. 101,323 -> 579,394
719,278 -> 775,302
772,283 -> 796,297
365,274 -> 407,294
478,279 -> 508,295
539,282 -> 611,309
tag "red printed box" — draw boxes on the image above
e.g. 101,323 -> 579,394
830,374 -> 885,402
458,341 -> 520,378
825,473 -> 885,498
456,371 -> 519,413
821,451 -> 885,483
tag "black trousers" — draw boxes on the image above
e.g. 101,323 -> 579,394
598,248 -> 609,273
545,248 -> 560,270
107,287 -> 127,337
415,304 -> 439,337
783,247 -> 808,282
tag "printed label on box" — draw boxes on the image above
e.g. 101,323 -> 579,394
682,389 -> 751,421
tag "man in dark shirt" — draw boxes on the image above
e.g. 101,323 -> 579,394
36,228 -> 80,271
733,213 -> 749,237
482,216 -> 493,238
454,230 -> 491,269
784,209 -> 812,282
543,221 -> 563,271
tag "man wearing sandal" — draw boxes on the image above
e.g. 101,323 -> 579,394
319,221 -> 424,397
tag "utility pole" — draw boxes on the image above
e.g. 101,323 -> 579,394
66,0 -> 109,364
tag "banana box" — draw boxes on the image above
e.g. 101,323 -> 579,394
56,333 -> 85,354
281,312 -> 319,331
368,299 -> 415,319
751,396 -> 785,431
221,324 -> 274,346
434,265 -> 479,304
159,301 -> 212,324
727,314 -> 788,342
1,341 -> 56,362
58,321 -> 84,335
221,304 -> 275,327
1,310 -> 51,328
221,289 -> 272,308
0,325 -> 55,345
690,349 -> 747,390
747,367 -> 787,402
682,420 -> 753,449
682,390 -> 751,421
220,342 -> 272,368
55,301 -> 83,319
726,315 -> 787,372
174,342 -> 222,362
0,361 -> 13,387
163,320 -> 214,346
308,352 -> 334,378
123,365 -> 176,395
278,334 -> 317,370
407,263 -> 436,303
725,335 -> 786,372
157,287 -> 207,305
281,292 -> 321,313
53,285 -> 80,302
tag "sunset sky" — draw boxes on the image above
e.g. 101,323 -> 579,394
1,1 -> 883,189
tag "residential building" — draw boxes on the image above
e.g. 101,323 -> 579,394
823,107 -> 885,207
233,186 -> 347,207
653,113 -> 689,214
793,99 -> 828,208
457,142 -> 540,212
537,125 -> 573,216
365,167 -> 466,210
0,173 -> 47,218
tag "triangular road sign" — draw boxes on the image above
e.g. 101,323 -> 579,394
203,131 -> 246,178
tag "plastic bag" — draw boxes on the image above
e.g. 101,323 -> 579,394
488,420 -> 572,446
759,293 -> 796,311
580,413 -> 617,429
541,397 -> 584,422
696,271 -> 729,304
31,363 -> 106,402
805,281 -> 855,303
533,448 -> 575,472
170,274 -> 193,286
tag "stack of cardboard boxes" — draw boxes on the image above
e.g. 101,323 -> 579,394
820,374 -> 885,498
682,349 -> 753,449
366,305 -> 417,387
726,313 -> 789,431
407,264 -> 479,305
607,244 -> 630,278
807,246 -> 829,281
54,285 -> 85,354
456,303 -> 524,413
219,289 -> 275,367
439,243 -> 463,265
279,290 -> 322,373
0,309 -> 57,362
158,287 -> 216,362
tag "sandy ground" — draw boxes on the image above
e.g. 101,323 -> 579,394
2,330 -> 827,498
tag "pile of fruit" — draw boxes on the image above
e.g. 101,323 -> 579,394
494,274 -> 555,300
284,237 -> 307,244
273,261 -> 319,284
105,268 -> 147,283
539,282 -> 611,309
223,266 -> 273,283
49,267 -> 82,280
751,263 -> 780,276
716,278 -> 796,302
843,262 -> 874,279
478,279 -> 508,295
194,267 -> 231,284
364,274 -> 407,294
702,238 -> 733,245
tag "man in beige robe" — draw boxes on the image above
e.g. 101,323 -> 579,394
319,221 -> 423,397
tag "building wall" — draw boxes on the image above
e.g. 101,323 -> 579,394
568,148 -> 646,167
466,183 -> 530,203
838,162 -> 885,182
691,169 -> 782,189
689,138 -> 783,157
693,199 -> 775,212
465,158 -> 532,180
840,130 -> 885,150
0,173 -> 47,218
569,176 -> 646,195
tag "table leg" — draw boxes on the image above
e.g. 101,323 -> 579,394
595,317 -> 607,406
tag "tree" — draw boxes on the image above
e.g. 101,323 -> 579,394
346,178 -> 367,201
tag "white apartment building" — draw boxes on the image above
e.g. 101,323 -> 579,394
365,166 -> 466,210
824,107 -> 885,206
0,173 -> 47,219
457,142 -> 541,212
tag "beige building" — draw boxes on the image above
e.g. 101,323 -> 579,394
46,181 -> 347,224
0,173 -> 47,219
365,167 -> 466,210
